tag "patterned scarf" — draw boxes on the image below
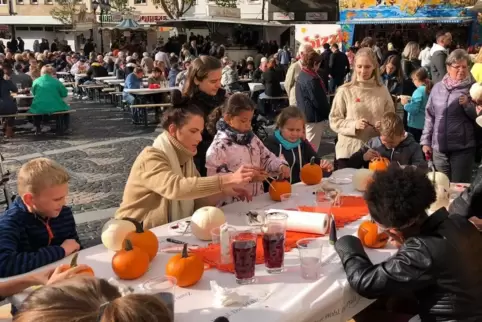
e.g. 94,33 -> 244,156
442,73 -> 473,91
216,118 -> 254,146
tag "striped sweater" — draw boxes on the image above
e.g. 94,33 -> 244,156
0,197 -> 80,277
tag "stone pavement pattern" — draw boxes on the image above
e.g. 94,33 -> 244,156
0,100 -> 336,248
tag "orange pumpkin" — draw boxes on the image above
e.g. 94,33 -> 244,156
357,221 -> 389,249
269,178 -> 292,201
369,157 -> 390,172
60,253 -> 95,276
165,243 -> 204,287
123,218 -> 159,261
300,156 -> 323,185
112,239 -> 150,280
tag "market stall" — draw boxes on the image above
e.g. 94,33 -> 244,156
338,0 -> 482,48
100,17 -> 156,54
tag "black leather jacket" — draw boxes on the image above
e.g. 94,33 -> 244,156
450,166 -> 482,219
335,208 -> 482,322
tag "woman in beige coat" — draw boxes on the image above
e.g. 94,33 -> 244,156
329,48 -> 395,169
115,104 -> 257,229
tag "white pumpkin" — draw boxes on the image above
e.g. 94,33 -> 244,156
353,169 -> 374,192
101,218 -> 136,251
428,185 -> 451,214
191,207 -> 226,241
426,171 -> 450,191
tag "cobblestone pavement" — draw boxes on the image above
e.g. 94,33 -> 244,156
0,99 -> 336,248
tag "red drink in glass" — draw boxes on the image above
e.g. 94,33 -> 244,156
262,212 -> 288,273
231,230 -> 257,284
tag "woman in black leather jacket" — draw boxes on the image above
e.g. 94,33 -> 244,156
335,166 -> 482,321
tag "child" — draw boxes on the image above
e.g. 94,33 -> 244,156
0,158 -> 80,278
347,112 -> 427,169
401,68 -> 432,142
206,93 -> 290,205
264,106 -> 333,184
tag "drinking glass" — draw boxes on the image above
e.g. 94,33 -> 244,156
314,195 -> 332,215
280,193 -> 301,210
211,225 -> 236,264
262,212 -> 288,274
231,229 -> 257,285
297,238 -> 324,280
140,276 -> 176,315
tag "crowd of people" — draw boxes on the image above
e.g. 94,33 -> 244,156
0,30 -> 482,321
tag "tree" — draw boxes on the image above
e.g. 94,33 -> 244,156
151,0 -> 195,19
108,0 -> 135,15
50,0 -> 81,26
215,0 -> 236,7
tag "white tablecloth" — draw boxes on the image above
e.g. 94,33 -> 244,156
248,82 -> 285,92
6,169 -> 398,322
94,76 -> 117,81
124,87 -> 177,95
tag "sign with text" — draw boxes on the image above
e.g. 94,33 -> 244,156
98,13 -> 168,24
305,12 -> 328,21
273,12 -> 295,20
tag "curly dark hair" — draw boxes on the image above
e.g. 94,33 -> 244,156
364,166 -> 436,228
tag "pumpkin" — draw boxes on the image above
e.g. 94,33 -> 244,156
123,218 -> 159,261
101,218 -> 136,251
369,157 -> 390,172
60,253 -> 95,276
269,178 -> 292,201
191,206 -> 226,241
300,156 -> 323,185
357,221 -> 389,249
165,243 -> 204,287
353,169 -> 374,192
112,239 -> 150,280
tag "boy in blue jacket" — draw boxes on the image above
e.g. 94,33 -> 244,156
347,112 -> 427,170
0,158 -> 80,278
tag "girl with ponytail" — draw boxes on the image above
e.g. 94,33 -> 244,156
401,67 -> 432,142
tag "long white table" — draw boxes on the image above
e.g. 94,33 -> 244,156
123,87 -> 177,95
93,76 -> 116,81
6,168 -> 397,321
249,82 -> 285,92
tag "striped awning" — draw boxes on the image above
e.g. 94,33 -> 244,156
114,18 -> 144,30
338,17 -> 474,25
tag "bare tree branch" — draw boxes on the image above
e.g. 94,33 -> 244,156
50,0 -> 79,26
109,0 -> 134,14
152,0 -> 194,19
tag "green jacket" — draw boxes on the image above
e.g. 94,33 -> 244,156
29,74 -> 69,114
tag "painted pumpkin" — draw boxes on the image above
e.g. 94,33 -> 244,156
101,218 -> 136,251
369,157 -> 390,172
426,171 -> 450,191
357,221 -> 389,249
427,170 -> 451,213
300,156 -> 323,185
165,243 -> 204,287
269,178 -> 292,201
123,218 -> 159,261
191,207 -> 226,241
112,239 -> 150,280
353,169 -> 374,192
60,253 -> 95,276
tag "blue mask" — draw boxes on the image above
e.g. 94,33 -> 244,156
275,130 -> 301,150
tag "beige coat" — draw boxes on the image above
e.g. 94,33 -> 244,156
115,133 -> 222,229
284,61 -> 302,106
329,78 -> 395,159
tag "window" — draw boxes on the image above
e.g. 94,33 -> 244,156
45,26 -> 54,31
16,26 -> 29,31
30,26 -> 43,31
134,0 -> 146,4
0,0 -> 7,4
45,0 -> 53,4
30,0 -> 38,4
16,0 -> 24,4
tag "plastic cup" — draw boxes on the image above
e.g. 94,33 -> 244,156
210,225 -> 236,244
297,238 -> 324,280
314,196 -> 332,215
211,225 -> 236,264
231,229 -> 257,285
140,276 -> 176,314
280,193 -> 302,210
262,212 -> 288,274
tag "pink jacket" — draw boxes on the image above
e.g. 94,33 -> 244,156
206,131 -> 286,206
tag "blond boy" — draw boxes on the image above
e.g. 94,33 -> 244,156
0,158 -> 80,277
347,112 -> 427,169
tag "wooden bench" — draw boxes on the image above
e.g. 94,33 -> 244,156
79,84 -> 106,101
63,82 -> 75,87
3,110 -> 76,135
130,103 -> 172,126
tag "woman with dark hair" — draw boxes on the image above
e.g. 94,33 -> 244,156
261,57 -> 282,97
335,166 -> 482,321
116,105 -> 256,229
295,50 -> 330,152
179,55 -> 226,176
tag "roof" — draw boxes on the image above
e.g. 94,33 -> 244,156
338,16 -> 474,24
156,17 -> 294,27
100,18 -> 150,30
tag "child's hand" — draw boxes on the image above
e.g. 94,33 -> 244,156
400,96 -> 410,105
363,149 -> 380,161
279,165 -> 291,179
223,187 -> 252,202
320,160 -> 334,173
45,264 -> 92,285
252,169 -> 269,182
61,239 -> 80,256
